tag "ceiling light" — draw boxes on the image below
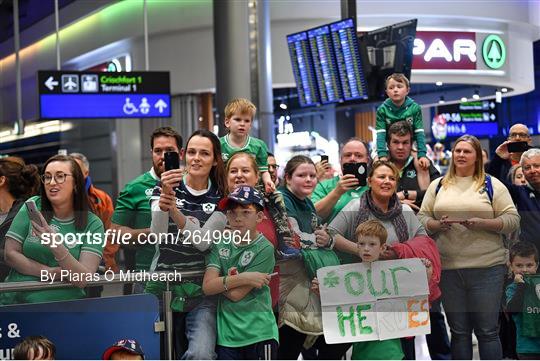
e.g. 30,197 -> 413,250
435,81 -> 443,86
501,87 -> 508,93
279,103 -> 287,110
460,97 -> 468,102
472,90 -> 480,100
438,96 -> 445,104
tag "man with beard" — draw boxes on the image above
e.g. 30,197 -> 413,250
111,127 -> 183,293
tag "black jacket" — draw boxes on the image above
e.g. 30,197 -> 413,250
396,157 -> 441,208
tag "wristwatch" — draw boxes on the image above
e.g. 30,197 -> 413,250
403,189 -> 409,200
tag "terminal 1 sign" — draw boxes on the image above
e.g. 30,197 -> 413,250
38,71 -> 171,119
412,32 -> 506,70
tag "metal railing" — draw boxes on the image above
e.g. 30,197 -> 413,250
0,270 -> 205,359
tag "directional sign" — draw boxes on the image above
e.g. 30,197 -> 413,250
38,71 -> 171,119
435,100 -> 498,138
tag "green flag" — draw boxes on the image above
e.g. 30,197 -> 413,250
521,274 -> 540,338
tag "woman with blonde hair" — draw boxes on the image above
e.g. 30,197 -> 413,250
418,134 -> 520,359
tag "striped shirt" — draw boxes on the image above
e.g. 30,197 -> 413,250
150,179 -> 221,272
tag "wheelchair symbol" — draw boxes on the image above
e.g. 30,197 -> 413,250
123,98 -> 138,115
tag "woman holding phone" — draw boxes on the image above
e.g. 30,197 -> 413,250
418,135 -> 520,360
1,155 -> 104,305
149,129 -> 226,360
329,159 -> 426,249
153,151 -> 288,308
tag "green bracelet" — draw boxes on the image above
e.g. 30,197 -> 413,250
222,275 -> 228,292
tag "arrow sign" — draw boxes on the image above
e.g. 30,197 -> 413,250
45,76 -> 59,91
155,99 -> 168,113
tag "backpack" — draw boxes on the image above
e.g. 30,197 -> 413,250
435,175 -> 494,204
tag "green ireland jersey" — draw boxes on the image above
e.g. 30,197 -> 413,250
220,134 -> 269,173
207,233 -> 278,347
111,169 -> 158,271
375,96 -> 426,158
311,176 -> 368,224
311,177 -> 368,265
1,196 -> 104,305
352,339 -> 404,360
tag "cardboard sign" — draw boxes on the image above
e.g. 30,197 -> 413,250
317,259 -> 430,344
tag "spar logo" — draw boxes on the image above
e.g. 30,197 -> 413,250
482,34 -> 506,69
412,31 -> 506,70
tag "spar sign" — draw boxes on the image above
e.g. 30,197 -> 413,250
317,259 -> 430,344
412,31 -> 507,71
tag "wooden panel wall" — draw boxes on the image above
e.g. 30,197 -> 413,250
355,110 -> 376,142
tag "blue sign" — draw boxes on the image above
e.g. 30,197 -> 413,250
40,94 -> 171,119
0,294 -> 160,359
446,122 -> 499,137
38,71 -> 171,119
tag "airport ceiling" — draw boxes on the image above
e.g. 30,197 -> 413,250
0,0 -> 76,44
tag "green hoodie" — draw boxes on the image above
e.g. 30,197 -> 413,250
375,96 -> 426,158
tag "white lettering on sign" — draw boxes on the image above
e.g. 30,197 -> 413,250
413,38 -> 477,63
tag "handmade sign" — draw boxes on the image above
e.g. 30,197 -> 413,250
317,259 -> 430,344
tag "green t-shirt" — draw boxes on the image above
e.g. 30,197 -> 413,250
207,233 -> 278,347
220,134 -> 269,173
311,177 -> 367,265
1,196 -> 104,305
280,186 -> 319,233
352,339 -> 404,360
311,176 -> 368,224
375,96 -> 426,158
111,170 -> 158,271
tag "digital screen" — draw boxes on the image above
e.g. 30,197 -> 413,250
287,32 -> 319,107
329,18 -> 368,101
434,100 -> 498,138
307,25 -> 342,104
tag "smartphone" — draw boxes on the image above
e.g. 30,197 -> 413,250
507,141 -> 529,153
320,155 -> 329,163
26,200 -> 44,227
342,162 -> 368,186
164,151 -> 180,171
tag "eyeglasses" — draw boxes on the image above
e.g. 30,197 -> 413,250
41,172 -> 73,184
268,164 -> 279,170
522,164 -> 540,172
509,132 -> 530,140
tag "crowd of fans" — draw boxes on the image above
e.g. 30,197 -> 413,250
1,74 -> 539,360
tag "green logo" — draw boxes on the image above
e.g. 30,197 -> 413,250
482,34 -> 506,69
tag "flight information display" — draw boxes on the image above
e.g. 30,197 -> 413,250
287,32 -> 319,107
330,19 -> 369,100
307,25 -> 342,104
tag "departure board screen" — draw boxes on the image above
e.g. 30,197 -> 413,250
330,19 -> 369,100
307,25 -> 342,104
287,32 -> 319,107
